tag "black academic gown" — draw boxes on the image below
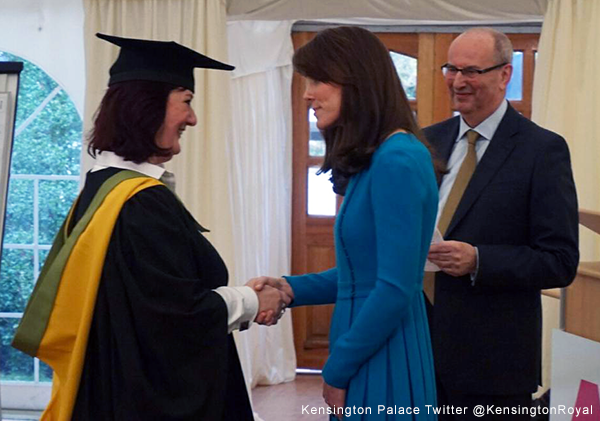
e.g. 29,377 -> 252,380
70,168 -> 253,421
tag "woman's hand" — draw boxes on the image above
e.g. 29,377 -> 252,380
247,276 -> 294,301
323,382 -> 346,420
246,276 -> 294,325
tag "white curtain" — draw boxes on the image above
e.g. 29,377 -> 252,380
226,20 -> 296,393
531,0 -> 600,395
532,0 -> 600,262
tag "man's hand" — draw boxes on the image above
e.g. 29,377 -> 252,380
428,240 -> 477,277
323,382 -> 346,420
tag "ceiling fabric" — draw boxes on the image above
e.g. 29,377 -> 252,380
226,0 -> 548,23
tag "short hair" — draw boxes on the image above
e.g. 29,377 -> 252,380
87,80 -> 176,163
463,27 -> 513,64
293,26 -> 439,193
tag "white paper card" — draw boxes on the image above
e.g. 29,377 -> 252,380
424,228 -> 443,272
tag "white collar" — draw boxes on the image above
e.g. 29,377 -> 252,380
91,151 -> 166,180
457,99 -> 508,142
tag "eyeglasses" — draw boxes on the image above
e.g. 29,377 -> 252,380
441,62 -> 508,78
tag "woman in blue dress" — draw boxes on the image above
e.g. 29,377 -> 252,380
252,26 -> 440,419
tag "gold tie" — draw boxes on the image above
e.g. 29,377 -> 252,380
424,130 -> 479,304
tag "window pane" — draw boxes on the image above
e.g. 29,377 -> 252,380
308,109 -> 325,157
0,248 -> 35,313
506,52 -> 523,101
39,249 -> 50,271
39,180 -> 79,244
307,167 -> 336,216
309,140 -> 325,157
40,360 -> 53,382
0,318 -> 34,381
0,49 -> 82,396
3,179 -> 34,244
12,91 -> 82,176
0,51 -> 58,127
390,52 -> 417,100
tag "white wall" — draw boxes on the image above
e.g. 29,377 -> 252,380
0,0 -> 85,116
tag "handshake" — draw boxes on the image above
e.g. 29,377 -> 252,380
246,276 -> 294,326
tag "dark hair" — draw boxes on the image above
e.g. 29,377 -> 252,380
293,26 -> 441,194
87,80 -> 176,163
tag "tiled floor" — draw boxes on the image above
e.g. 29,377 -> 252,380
252,374 -> 329,421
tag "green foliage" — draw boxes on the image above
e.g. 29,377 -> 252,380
40,361 -> 53,382
39,180 -> 79,244
0,319 -> 33,381
0,51 -> 81,175
0,249 -> 34,313
3,179 -> 33,244
12,89 -> 81,175
0,51 -> 81,383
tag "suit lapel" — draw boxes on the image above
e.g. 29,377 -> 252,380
431,118 -> 459,187
445,105 -> 521,236
438,119 -> 460,162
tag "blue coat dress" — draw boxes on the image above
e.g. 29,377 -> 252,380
286,133 -> 438,420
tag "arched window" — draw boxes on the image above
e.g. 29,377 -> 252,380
0,51 -> 81,408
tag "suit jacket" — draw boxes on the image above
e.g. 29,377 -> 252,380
424,103 -> 579,395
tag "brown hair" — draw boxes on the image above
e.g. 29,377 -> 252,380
87,80 -> 176,163
293,26 -> 441,193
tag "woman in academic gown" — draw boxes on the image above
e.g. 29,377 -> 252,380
251,27 -> 440,420
13,33 -> 287,421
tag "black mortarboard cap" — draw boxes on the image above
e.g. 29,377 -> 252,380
96,33 -> 234,92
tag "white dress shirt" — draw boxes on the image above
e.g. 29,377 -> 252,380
435,100 -> 508,282
436,100 -> 508,226
92,151 -> 258,333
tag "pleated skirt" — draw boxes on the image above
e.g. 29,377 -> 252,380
330,294 -> 437,420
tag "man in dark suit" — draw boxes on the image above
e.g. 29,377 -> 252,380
424,28 -> 579,420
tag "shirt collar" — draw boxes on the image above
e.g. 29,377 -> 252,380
92,151 -> 166,179
457,99 -> 508,142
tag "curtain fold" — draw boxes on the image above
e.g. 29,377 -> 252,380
532,0 -> 600,261
227,20 -> 296,395
531,0 -> 600,395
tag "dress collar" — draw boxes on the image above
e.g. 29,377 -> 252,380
92,151 -> 166,180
